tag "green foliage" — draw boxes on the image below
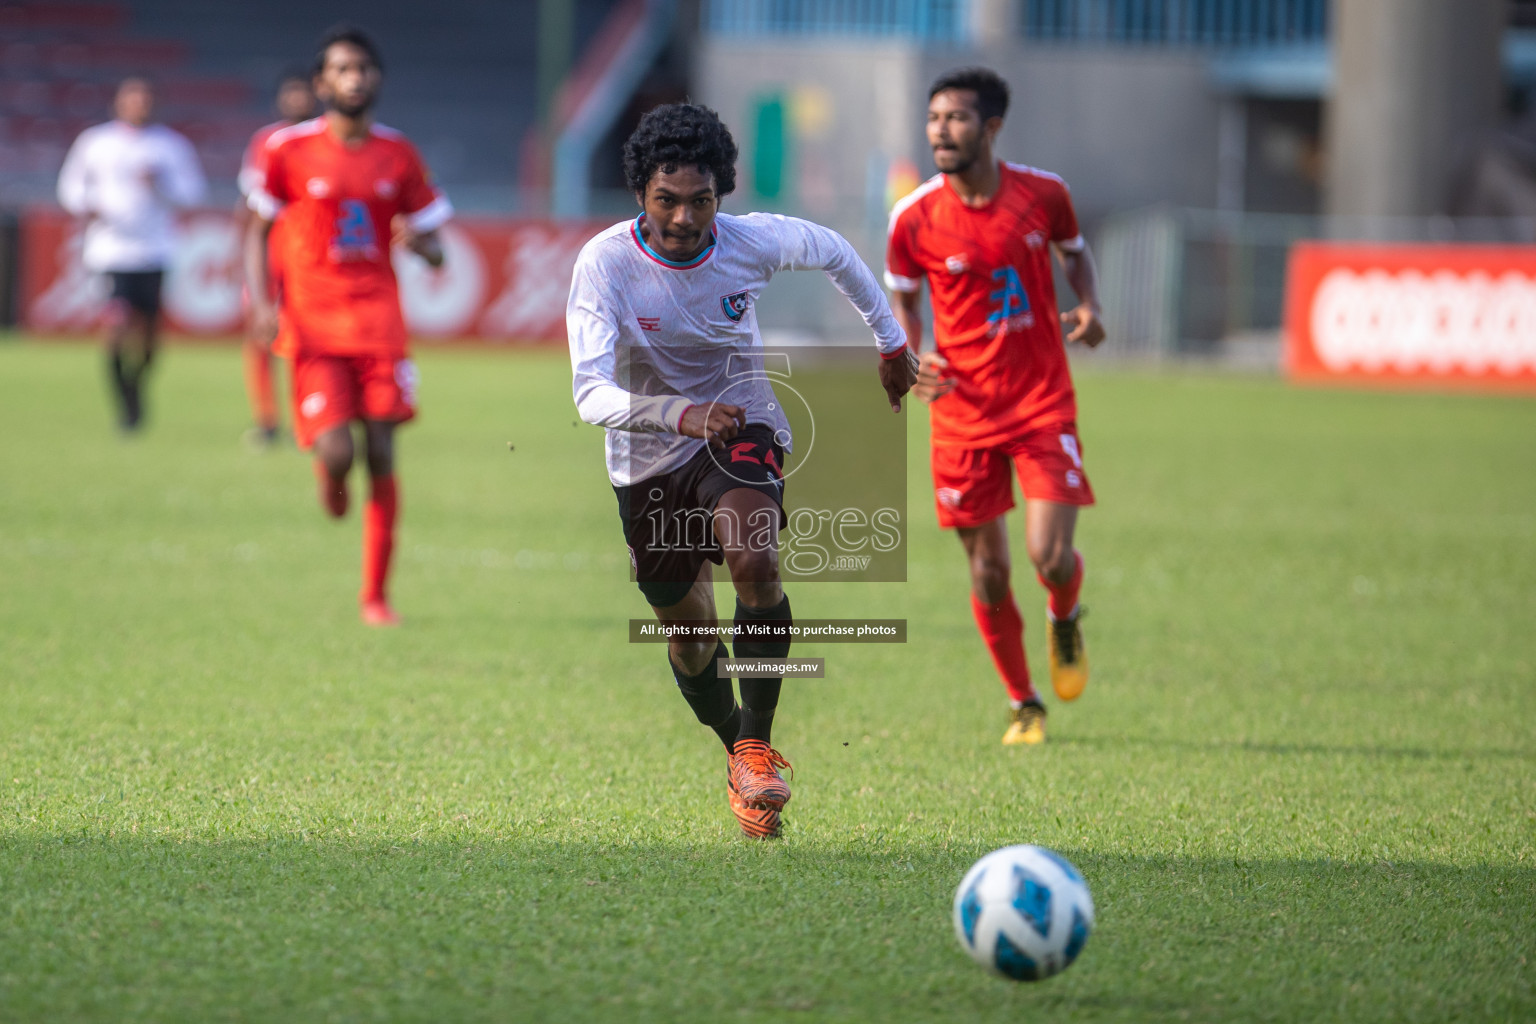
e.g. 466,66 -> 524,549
1,341 -> 1532,1022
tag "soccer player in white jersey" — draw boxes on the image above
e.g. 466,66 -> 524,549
57,76 -> 206,432
568,104 -> 918,839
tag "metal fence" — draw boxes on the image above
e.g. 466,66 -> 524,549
704,0 -> 1328,45
1023,0 -> 1328,46
1095,206 -> 1536,359
704,0 -> 969,40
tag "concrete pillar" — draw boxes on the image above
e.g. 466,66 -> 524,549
1216,97 -> 1247,212
969,0 -> 1019,47
1325,0 -> 1504,218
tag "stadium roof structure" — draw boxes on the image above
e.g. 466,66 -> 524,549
1209,30 -> 1536,99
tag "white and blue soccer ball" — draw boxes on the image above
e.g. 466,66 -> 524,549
952,844 -> 1094,982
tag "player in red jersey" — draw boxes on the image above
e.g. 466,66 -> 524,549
886,68 -> 1106,745
236,70 -> 317,449
244,25 -> 451,627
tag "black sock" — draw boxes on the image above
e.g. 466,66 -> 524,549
107,350 -> 132,426
733,594 -> 792,745
122,372 -> 143,428
124,347 -> 151,427
670,642 -> 739,749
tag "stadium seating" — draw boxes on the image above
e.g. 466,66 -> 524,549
0,0 -> 624,210
0,3 -> 259,201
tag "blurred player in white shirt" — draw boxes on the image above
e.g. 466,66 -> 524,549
57,77 -> 206,432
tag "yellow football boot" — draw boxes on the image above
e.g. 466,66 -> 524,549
1002,701 -> 1047,745
1047,609 -> 1088,701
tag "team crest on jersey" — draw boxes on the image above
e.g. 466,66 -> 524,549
1024,230 -> 1047,250
374,179 -> 397,198
944,254 -> 970,275
720,291 -> 750,322
306,178 -> 331,197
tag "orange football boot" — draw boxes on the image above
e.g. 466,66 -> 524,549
729,739 -> 792,811
727,768 -> 782,839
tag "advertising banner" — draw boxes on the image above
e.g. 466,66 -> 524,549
1283,242 -> 1536,391
19,206 -> 605,344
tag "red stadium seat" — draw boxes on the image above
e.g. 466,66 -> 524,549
0,3 -> 128,33
158,78 -> 251,110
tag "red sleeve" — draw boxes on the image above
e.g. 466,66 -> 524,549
398,144 -> 439,216
396,142 -> 452,232
884,206 -> 923,293
262,139 -> 292,204
1050,178 -> 1081,245
238,131 -> 265,197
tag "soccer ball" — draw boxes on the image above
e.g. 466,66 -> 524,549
952,844 -> 1094,981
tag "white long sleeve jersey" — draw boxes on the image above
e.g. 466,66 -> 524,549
568,212 -> 906,486
56,120 -> 207,272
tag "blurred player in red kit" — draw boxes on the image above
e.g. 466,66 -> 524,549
236,69 -> 317,448
886,68 -> 1106,745
244,25 -> 452,626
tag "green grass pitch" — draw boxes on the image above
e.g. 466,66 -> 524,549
1,337 -> 1532,1022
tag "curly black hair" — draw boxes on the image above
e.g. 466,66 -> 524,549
622,103 -> 738,198
928,67 -> 1009,122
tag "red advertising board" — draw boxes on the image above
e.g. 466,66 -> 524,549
1283,242 -> 1536,391
19,207 -> 607,343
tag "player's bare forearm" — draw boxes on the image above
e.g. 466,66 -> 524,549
1057,246 -> 1107,348
1059,246 -> 1102,312
893,288 -> 956,403
243,215 -> 278,345
892,289 -> 925,354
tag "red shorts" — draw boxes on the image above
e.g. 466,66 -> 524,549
289,352 -> 418,450
930,423 -> 1095,529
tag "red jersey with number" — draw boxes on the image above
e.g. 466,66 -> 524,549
249,118 -> 451,357
885,162 -> 1084,448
